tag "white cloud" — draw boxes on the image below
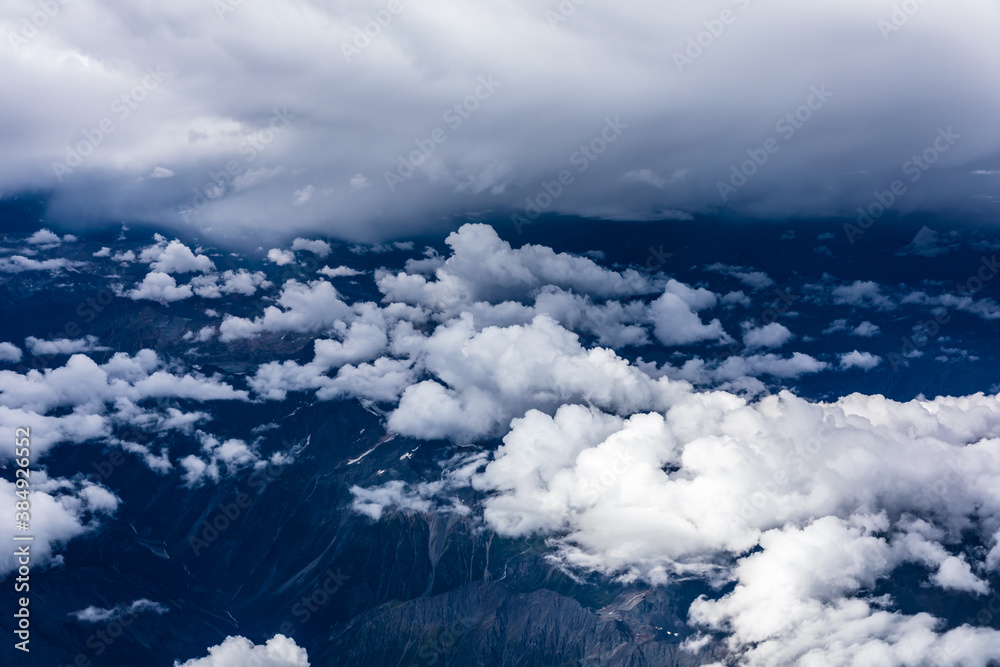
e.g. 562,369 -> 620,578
147,166 -> 175,179
356,385 -> 1000,664
292,185 -> 315,206
621,168 -> 666,188
71,599 -> 169,623
219,280 -> 353,342
385,314 -> 678,442
318,265 -> 361,278
267,249 -> 296,266
0,342 -> 22,362
377,224 -> 658,313
93,247 -> 112,258
840,350 -> 882,370
1,474 -> 118,576
190,269 -> 271,299
706,264 -> 775,291
174,634 -> 309,667
140,239 -> 215,274
126,272 -> 194,303
26,335 -> 109,356
742,323 -> 792,349
291,238 -> 332,257
0,256 -> 82,273
831,281 -> 895,310
852,321 -> 881,337
648,282 -> 728,346
26,228 -> 63,246
349,173 -> 370,192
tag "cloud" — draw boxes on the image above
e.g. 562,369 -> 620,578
174,634 -> 309,667
852,321 -> 881,337
292,185 -> 315,206
621,168 -> 666,188
318,265 -> 362,278
267,249 -> 297,266
706,264 -> 776,291
385,314 -> 678,442
126,272 -> 194,302
349,173 -> 370,192
840,350 -> 882,370
648,282 -> 729,346
140,239 -> 215,274
356,385 -> 1000,663
0,342 -> 22,362
0,256 -> 82,273
219,279 -> 353,342
831,281 -> 895,310
190,269 -> 271,299
26,228 -> 63,246
1,474 -> 118,576
147,166 -> 175,179
742,322 -> 792,349
70,599 -> 169,623
377,224 -> 658,312
899,226 -> 957,257
6,3 -> 998,241
26,335 -> 109,356
291,237 -> 332,257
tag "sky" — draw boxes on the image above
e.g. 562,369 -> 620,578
2,0 -> 1000,242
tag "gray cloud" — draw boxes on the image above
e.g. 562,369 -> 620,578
3,1 -> 1000,242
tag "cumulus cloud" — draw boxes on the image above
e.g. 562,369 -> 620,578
190,269 -> 271,299
355,387 -> 1000,664
70,599 -> 169,623
706,264 -> 775,291
0,256 -> 82,273
648,281 -> 728,346
840,350 -> 882,370
742,322 -> 792,349
174,634 -> 309,667
140,238 -> 215,274
0,342 -> 22,362
1,474 -> 118,576
318,265 -> 362,278
26,228 -> 65,246
126,272 -> 194,303
291,237 -> 331,257
831,281 -> 895,310
219,280 -> 353,342
26,335 -> 109,356
385,314 -> 680,442
267,249 -> 297,266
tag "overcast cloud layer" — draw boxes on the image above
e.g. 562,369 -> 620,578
2,0 -> 1000,241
